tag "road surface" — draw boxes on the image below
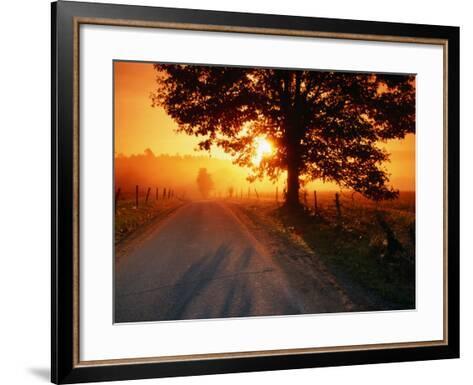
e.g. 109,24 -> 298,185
115,200 -> 348,322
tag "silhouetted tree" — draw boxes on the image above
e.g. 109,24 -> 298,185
196,168 -> 214,199
152,65 -> 415,207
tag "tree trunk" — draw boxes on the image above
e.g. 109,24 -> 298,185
281,72 -> 303,208
285,133 -> 302,207
286,163 -> 300,207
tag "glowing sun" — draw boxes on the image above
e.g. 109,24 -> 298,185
252,137 -> 273,166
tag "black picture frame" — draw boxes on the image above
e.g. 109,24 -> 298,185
52,1 -> 460,383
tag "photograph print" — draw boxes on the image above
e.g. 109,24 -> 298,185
113,61 -> 416,323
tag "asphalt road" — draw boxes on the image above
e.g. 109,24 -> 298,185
115,200 -> 346,323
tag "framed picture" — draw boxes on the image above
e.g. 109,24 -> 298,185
51,1 -> 459,383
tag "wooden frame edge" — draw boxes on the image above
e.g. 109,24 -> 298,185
72,15 -> 450,368
52,2 -> 459,383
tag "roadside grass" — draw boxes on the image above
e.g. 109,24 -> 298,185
235,192 -> 415,309
115,197 -> 185,245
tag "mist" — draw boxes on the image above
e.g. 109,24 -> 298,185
114,149 -> 284,199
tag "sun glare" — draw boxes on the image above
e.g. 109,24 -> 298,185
252,137 -> 273,166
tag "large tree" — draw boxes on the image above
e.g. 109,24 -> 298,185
151,64 -> 415,207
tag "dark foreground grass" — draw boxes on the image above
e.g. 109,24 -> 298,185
275,202 -> 415,309
234,193 -> 416,310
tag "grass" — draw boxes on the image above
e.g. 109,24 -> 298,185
114,195 -> 184,245
237,192 -> 416,309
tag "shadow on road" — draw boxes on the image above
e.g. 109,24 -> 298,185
168,242 -> 233,319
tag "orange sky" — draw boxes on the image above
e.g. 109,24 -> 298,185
114,61 -> 415,191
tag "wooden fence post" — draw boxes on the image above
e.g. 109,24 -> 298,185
115,188 -> 120,213
163,188 -> 167,199
135,185 -> 139,208
145,187 -> 151,203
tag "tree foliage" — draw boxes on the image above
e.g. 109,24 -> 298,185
152,64 -> 415,205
